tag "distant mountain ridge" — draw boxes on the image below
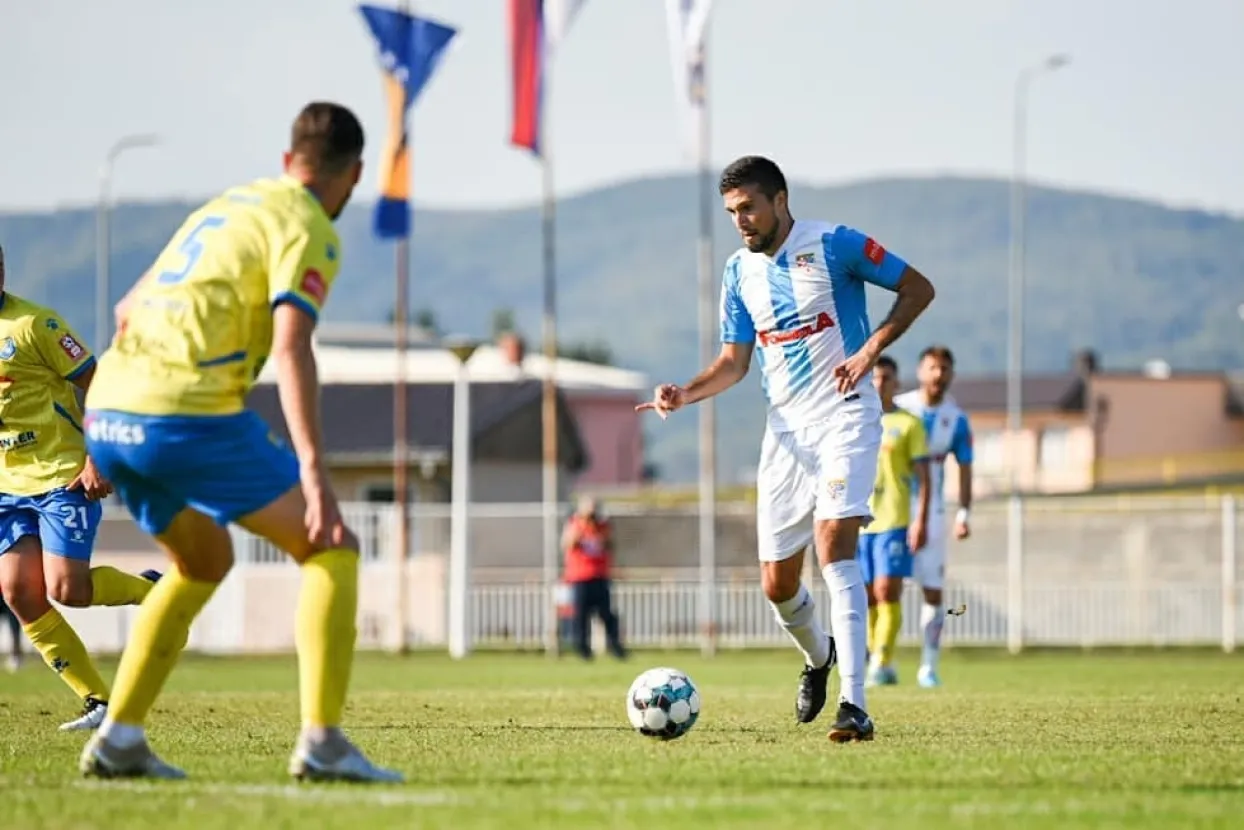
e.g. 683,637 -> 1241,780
3,174 -> 1241,482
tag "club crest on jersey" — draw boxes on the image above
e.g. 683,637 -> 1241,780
825,478 -> 847,502
45,318 -> 59,331
794,252 -> 816,271
0,338 -> 14,360
59,333 -> 85,360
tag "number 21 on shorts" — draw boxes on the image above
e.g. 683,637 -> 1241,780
61,505 -> 91,529
157,215 -> 226,285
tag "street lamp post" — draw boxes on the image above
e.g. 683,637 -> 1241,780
96,134 -> 160,353
446,338 -> 480,659
1006,54 -> 1069,655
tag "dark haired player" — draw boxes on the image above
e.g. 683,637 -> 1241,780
638,156 -> 936,742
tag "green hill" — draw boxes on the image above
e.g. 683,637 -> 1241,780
3,175 -> 1242,483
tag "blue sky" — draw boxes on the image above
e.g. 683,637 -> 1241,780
3,0 -> 1242,215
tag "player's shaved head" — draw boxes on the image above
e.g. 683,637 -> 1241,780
285,102 -> 366,220
290,102 -> 365,174
719,156 -> 792,255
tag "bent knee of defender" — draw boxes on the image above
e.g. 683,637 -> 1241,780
45,572 -> 92,608
179,553 -> 233,584
0,577 -> 51,623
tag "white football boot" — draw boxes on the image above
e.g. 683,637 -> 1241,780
289,730 -> 404,784
60,696 -> 108,732
79,733 -> 187,780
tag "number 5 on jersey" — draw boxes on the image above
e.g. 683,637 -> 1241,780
157,215 -> 226,285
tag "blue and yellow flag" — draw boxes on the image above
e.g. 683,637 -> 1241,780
358,4 -> 457,240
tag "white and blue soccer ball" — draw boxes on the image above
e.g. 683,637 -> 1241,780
625,667 -> 701,740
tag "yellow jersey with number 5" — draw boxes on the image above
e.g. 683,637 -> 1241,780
0,293 -> 95,495
87,176 -> 341,417
864,408 -> 928,534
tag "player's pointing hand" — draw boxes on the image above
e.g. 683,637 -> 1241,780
635,383 -> 686,420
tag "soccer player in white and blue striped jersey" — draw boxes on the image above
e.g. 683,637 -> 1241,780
638,156 -> 936,742
895,345 -> 974,688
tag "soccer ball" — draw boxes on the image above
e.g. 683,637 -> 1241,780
625,666 -> 700,740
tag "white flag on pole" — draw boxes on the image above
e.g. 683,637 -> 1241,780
545,0 -> 588,51
664,0 -> 713,159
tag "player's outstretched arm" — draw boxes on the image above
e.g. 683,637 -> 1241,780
636,342 -> 753,418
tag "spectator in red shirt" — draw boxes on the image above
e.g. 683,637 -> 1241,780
562,496 -> 627,660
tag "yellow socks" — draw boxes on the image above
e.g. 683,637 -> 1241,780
23,608 -> 109,701
876,601 -> 903,666
106,570 -> 217,726
867,604 -> 879,657
295,548 -> 359,728
90,566 -> 154,606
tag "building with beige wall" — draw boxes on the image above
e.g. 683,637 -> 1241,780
935,351 -> 1244,499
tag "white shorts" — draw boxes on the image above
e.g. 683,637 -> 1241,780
755,411 -> 882,562
913,512 -> 947,589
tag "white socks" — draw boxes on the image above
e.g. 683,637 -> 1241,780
99,719 -> 145,749
920,602 -> 944,671
822,560 -> 868,710
769,583 -> 832,669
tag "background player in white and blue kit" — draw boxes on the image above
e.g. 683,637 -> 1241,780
895,345 -> 973,688
638,157 -> 935,742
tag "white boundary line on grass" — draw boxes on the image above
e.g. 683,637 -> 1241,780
73,780 -> 460,807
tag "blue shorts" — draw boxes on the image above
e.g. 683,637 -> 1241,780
84,409 -> 299,536
856,528 -> 912,585
0,488 -> 101,561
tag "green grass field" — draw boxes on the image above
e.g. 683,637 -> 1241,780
2,649 -> 1242,829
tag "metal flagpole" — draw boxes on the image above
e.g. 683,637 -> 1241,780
393,0 -> 414,655
540,94 -> 561,658
694,34 -> 716,658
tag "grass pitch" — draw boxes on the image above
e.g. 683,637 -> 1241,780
1,648 -> 1242,829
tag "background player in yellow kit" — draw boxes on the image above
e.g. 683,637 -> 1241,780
0,243 -> 160,731
80,102 -> 399,783
856,355 -> 929,686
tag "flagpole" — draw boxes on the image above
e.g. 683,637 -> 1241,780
695,34 -> 716,658
393,0 -> 413,655
540,94 -> 561,659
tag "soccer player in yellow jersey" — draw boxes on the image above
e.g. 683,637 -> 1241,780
856,355 -> 929,686
79,102 -> 399,784
0,243 -> 161,729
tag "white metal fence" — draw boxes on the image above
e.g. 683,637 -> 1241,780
69,494 -> 1243,655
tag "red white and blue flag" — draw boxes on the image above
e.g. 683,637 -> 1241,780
508,0 -> 587,156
